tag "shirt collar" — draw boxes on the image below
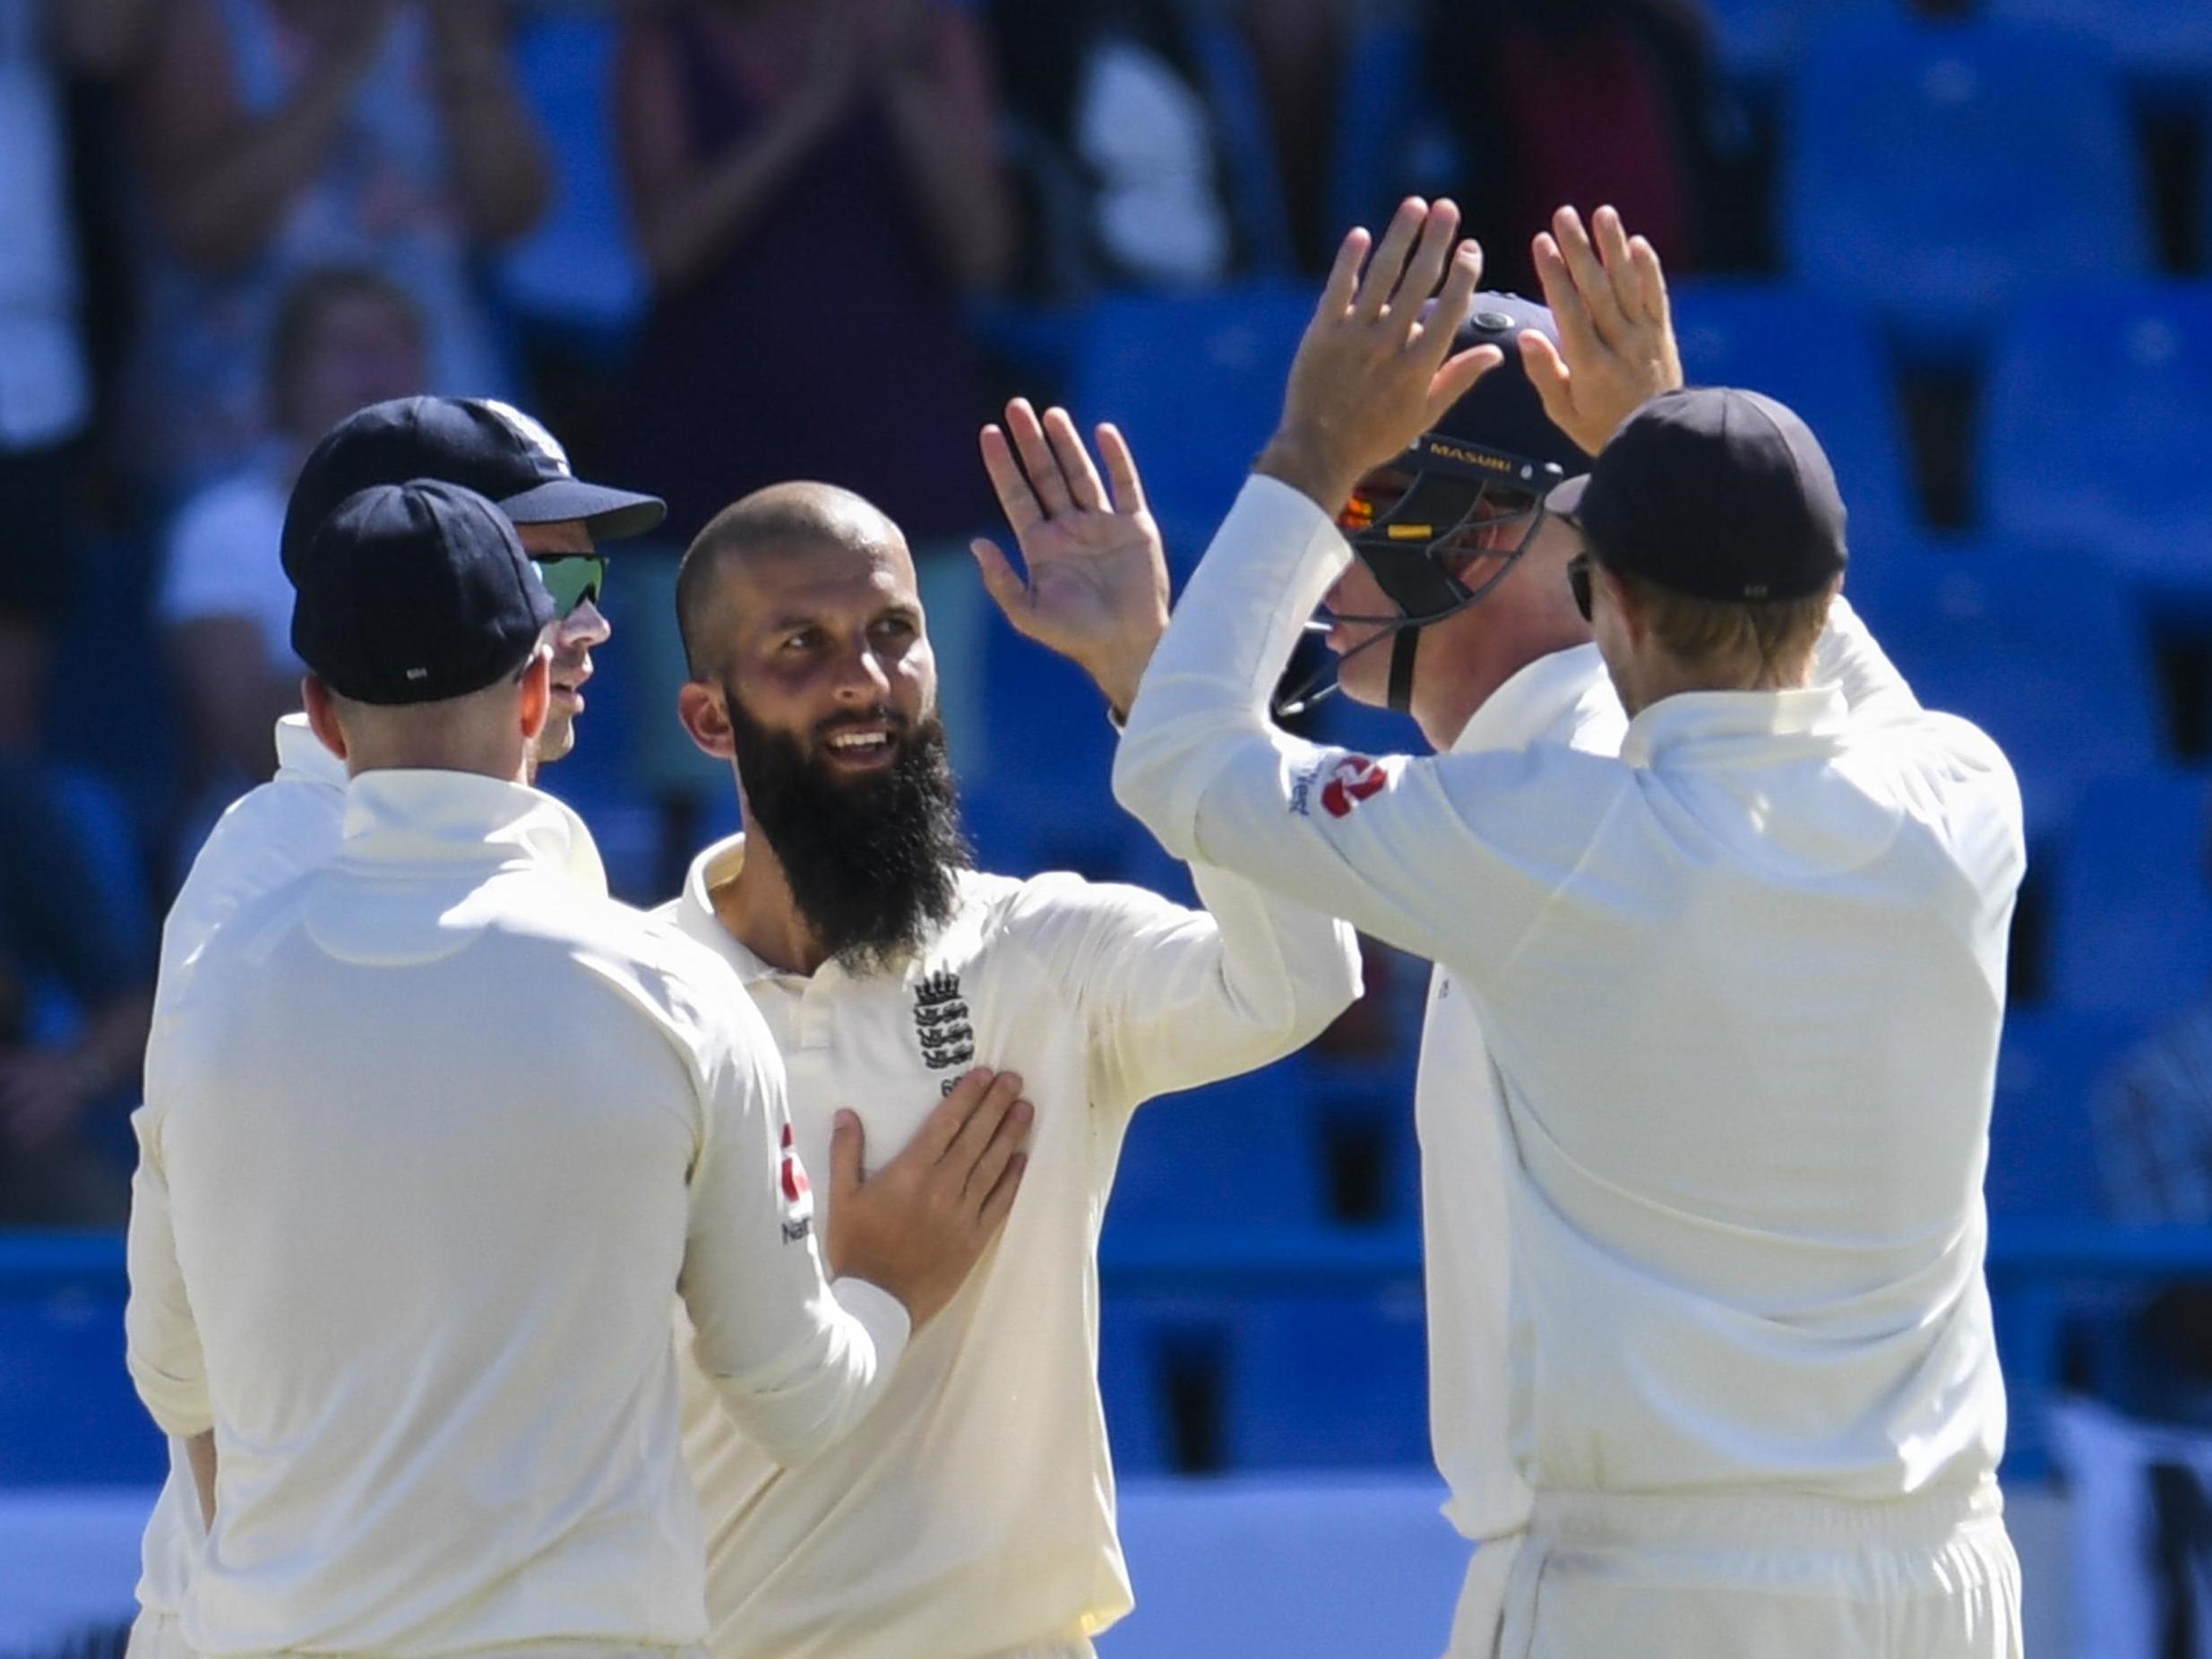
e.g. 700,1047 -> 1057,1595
1618,684 -> 1850,769
272,712 -> 347,787
340,769 -> 608,898
671,831 -> 779,985
1450,642 -> 1621,757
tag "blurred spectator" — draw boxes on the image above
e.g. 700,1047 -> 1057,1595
160,267 -> 426,793
1235,0 -> 1339,271
615,0 -> 1010,548
988,0 -> 1239,293
0,0 -> 127,753
2093,795 -> 2212,1417
0,756 -> 153,1225
1415,0 -> 1716,293
124,0 -> 549,493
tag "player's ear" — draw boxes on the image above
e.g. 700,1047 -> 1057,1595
677,678 -> 736,761
302,675 -> 349,765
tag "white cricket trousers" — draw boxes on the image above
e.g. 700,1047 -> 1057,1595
1448,1478 -> 2022,1659
125,1615 -> 709,1659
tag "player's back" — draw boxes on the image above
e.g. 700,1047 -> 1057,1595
151,777 -> 728,1657
1473,693 -> 2026,1499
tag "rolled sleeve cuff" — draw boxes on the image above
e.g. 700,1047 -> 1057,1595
832,1277 -> 912,1371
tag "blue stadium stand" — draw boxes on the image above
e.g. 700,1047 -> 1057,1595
1982,283 -> 2212,617
1221,1286 -> 1430,1469
1700,0 -> 1883,90
0,1253 -> 160,1486
495,8 -> 647,348
1994,0 -> 2212,99
1099,1294 -> 1230,1476
1323,17 -> 1419,241
2047,770 -> 2212,1024
1845,541 -> 2165,841
1670,281 -> 1923,552
1188,14 -> 1297,281
1064,284 -> 1316,568
1107,1056 -> 1333,1237
1987,1009 -> 2146,1223
1785,12 -> 2147,366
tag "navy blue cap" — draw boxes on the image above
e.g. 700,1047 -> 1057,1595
1546,387 -> 1848,603
1418,292 -> 1594,486
281,398 -> 666,580
291,480 -> 557,706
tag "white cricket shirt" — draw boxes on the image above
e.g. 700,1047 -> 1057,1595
127,770 -> 907,1658
661,838 -> 1360,1659
1117,475 -> 2024,1502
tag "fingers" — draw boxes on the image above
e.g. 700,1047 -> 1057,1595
977,1151 -> 1029,1233
1628,233 -> 1670,328
1551,205 -> 1626,347
1518,331 -> 1575,433
1005,400 -> 1077,518
1097,423 -> 1149,516
1319,226 -> 1372,321
1388,199 -> 1462,334
1591,204 -> 1640,316
914,1067 -> 998,1163
1424,345 -> 1504,431
1042,407 -> 1108,512
829,1109 -> 865,1199
969,537 -> 1031,623
961,1092 -> 1033,1202
1422,236 -> 1484,355
1530,231 -> 1602,375
940,1070 -> 1024,1173
978,423 -> 1044,539
1353,197 -> 1427,323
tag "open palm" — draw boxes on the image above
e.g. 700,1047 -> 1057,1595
974,400 -> 1170,712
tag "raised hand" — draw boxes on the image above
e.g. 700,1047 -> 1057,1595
1258,198 -> 1499,516
973,400 -> 1171,717
1519,204 -> 1683,456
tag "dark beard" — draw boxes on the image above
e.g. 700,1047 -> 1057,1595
724,688 -> 971,975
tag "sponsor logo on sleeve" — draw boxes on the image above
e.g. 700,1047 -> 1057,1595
779,1120 -> 813,1242
1293,752 -> 1397,820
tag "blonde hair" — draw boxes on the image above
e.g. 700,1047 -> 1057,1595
1613,568 -> 1834,688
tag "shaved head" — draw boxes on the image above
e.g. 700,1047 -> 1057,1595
676,482 -> 912,678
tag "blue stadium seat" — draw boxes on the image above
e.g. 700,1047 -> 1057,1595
1325,19 -> 1420,240
496,10 -> 648,346
1222,1287 -> 1430,1469
0,1288 -> 163,1486
1189,17 -> 1296,279
1065,285 -> 1315,564
1987,1009 -> 2145,1222
1845,542 -> 2165,839
1099,1294 -> 1229,1476
2047,771 -> 2212,1023
1784,13 -> 2147,365
1108,1056 -> 1331,1235
1982,284 -> 2212,615
1994,0 -> 2212,96
966,614 -> 1129,881
1700,0 -> 1885,90
1670,281 -> 1922,551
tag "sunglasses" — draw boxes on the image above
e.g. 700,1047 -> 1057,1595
534,554 -> 607,617
1567,554 -> 1593,623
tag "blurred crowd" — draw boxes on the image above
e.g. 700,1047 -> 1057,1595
7,1 -> 2212,1443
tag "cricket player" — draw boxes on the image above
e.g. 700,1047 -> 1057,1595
126,480 -> 1029,1659
661,479 -> 1363,1659
1106,200 -> 2024,1655
129,394 -> 665,1659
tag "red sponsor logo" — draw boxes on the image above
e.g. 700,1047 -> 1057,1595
780,1122 -> 811,1205
1320,754 -> 1390,819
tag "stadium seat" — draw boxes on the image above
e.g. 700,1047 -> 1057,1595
1221,1287 -> 1430,1469
1108,1056 -> 1332,1235
1700,0 -> 1885,90
1845,541 -> 2165,840
1099,1294 -> 1231,1475
1188,17 -> 1297,279
1982,283 -> 2212,615
1987,1009 -> 2146,1222
0,1287 -> 163,1486
2047,770 -> 2212,1023
1784,12 -> 2147,365
496,10 -> 648,345
1064,284 -> 1316,564
1324,18 -> 1421,240
1670,281 -> 1922,551
1994,0 -> 2212,95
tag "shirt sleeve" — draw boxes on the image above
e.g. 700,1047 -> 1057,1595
1112,474 -> 1630,990
1813,594 -> 1921,726
676,983 -> 909,1467
1003,864 -> 1362,1118
124,1101 -> 213,1440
